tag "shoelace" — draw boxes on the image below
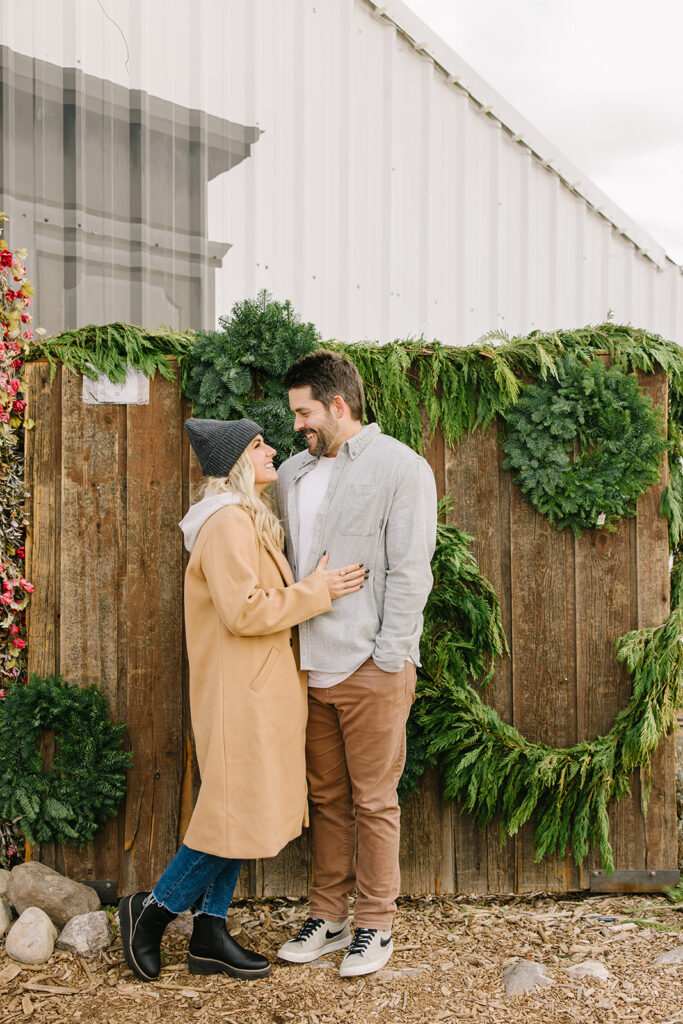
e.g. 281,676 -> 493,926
294,917 -> 325,941
347,927 -> 377,954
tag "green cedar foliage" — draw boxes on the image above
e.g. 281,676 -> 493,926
413,572 -> 683,872
0,674 -> 131,846
27,323 -> 195,386
399,497 -> 509,801
184,291 -> 321,463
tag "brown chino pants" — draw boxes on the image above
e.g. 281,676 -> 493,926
305,658 -> 416,930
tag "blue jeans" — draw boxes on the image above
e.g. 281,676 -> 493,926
151,844 -> 242,919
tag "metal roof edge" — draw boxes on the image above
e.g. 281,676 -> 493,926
363,0 -> 680,272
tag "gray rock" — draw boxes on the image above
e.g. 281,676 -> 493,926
5,906 -> 57,964
656,945 -> 683,964
566,959 -> 610,981
8,862 -> 99,929
503,960 -> 554,997
0,867 -> 10,898
0,896 -> 13,936
56,910 -> 112,957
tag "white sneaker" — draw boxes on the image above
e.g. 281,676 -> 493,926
277,917 -> 351,963
339,927 -> 393,977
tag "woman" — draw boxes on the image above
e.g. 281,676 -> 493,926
120,417 -> 366,983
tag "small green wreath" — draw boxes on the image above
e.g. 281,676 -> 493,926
502,355 -> 667,537
0,674 -> 132,846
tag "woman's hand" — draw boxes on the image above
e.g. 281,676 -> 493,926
313,553 -> 369,600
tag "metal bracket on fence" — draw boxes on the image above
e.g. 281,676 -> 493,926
590,869 -> 680,893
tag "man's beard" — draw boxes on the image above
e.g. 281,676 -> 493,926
302,413 -> 338,457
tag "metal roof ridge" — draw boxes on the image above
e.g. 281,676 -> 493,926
364,0 -> 680,271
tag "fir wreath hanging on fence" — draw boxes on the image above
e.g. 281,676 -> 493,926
0,674 -> 132,846
501,354 -> 668,537
19,301 -> 683,868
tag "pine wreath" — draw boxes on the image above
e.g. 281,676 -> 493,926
502,354 -> 667,537
0,674 -> 132,846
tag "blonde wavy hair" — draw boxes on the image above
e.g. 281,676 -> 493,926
201,449 -> 285,551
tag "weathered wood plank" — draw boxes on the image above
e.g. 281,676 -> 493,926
445,422 -> 507,892
634,368 -> 677,870
25,361 -> 61,679
57,367 -> 125,888
179,402 -> 202,844
122,376 -> 185,893
400,771 -> 455,895
255,834 -> 311,898
509,480 -> 577,892
576,519 -> 641,888
25,361 -> 62,872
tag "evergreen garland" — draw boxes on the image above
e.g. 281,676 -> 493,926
501,354 -> 667,537
0,674 -> 132,846
399,497 -> 509,800
414,611 -> 681,873
405,504 -> 683,871
26,322 -> 195,386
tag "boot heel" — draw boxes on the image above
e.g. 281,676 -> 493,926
188,953 -> 218,975
187,953 -> 272,979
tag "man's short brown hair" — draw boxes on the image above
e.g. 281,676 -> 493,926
283,349 -> 365,422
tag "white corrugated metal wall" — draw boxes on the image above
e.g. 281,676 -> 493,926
2,0 -> 682,343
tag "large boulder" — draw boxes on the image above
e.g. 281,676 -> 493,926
8,862 -> 100,929
5,906 -> 57,964
0,867 -> 10,898
56,910 -> 112,957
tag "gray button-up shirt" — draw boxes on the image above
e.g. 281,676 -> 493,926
275,424 -> 437,675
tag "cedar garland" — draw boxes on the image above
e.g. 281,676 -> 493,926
28,322 -> 195,387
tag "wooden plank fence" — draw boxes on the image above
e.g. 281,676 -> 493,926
24,361 -> 677,896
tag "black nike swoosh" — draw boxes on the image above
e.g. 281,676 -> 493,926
380,937 -> 392,947
325,927 -> 345,939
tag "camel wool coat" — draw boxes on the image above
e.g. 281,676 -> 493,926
182,504 -> 332,860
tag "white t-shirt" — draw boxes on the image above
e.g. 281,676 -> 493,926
297,455 -> 336,578
296,456 -> 362,688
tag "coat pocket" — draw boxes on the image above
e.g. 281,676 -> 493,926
250,646 -> 280,693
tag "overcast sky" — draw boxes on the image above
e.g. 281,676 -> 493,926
404,0 -> 683,265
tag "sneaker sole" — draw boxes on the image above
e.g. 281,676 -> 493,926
339,939 -> 393,977
118,895 -> 158,983
188,953 -> 272,979
277,934 -> 352,963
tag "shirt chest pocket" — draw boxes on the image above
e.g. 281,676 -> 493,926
337,484 -> 383,537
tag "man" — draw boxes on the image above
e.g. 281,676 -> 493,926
275,349 -> 437,977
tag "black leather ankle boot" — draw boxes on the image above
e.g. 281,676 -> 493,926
119,891 -> 177,982
188,913 -> 271,978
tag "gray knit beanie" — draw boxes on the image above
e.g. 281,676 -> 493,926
184,418 -> 263,477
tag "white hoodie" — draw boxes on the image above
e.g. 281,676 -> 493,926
179,492 -> 242,553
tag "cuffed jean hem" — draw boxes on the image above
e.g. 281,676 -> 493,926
151,843 -> 242,919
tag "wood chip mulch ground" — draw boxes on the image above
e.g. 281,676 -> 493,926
1,892 -> 683,1024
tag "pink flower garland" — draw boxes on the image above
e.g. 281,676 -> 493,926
0,214 -> 38,695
